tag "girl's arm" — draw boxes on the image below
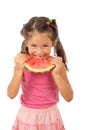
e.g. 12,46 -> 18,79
7,67 -> 23,99
7,53 -> 28,99
52,57 -> 73,102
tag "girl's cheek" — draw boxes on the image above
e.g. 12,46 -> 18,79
29,48 -> 34,54
45,49 -> 51,54
45,52 -> 50,56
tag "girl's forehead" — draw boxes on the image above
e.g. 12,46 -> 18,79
26,32 -> 53,46
27,31 -> 52,41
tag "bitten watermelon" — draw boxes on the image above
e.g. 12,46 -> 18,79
24,55 -> 56,73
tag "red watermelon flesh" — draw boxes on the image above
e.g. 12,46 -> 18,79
24,55 -> 56,73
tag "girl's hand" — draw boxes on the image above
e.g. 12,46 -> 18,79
14,53 -> 28,71
52,56 -> 63,75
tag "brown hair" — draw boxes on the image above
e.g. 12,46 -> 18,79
20,16 -> 68,70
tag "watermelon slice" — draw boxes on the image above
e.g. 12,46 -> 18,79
24,55 -> 56,73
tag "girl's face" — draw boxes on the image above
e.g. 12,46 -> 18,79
26,32 -> 53,60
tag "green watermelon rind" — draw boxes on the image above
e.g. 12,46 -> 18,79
24,63 -> 56,73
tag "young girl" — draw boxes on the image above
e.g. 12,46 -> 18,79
7,16 -> 73,130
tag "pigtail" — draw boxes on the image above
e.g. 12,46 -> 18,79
54,38 -> 68,70
21,40 -> 29,54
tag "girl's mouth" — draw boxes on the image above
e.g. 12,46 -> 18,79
33,54 -> 49,60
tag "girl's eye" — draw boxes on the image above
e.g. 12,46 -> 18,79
31,44 -> 36,47
43,45 -> 49,47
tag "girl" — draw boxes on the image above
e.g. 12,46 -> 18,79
7,16 -> 73,130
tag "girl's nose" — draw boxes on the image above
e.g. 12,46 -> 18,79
37,48 -> 42,54
36,48 -> 43,58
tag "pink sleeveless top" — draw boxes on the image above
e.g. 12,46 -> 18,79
20,69 -> 59,108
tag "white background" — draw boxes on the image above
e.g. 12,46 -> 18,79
0,0 -> 87,129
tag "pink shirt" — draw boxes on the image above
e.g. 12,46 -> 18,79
20,69 -> 59,108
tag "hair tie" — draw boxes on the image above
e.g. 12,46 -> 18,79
23,23 -> 27,27
49,18 -> 52,23
46,18 -> 53,25
23,24 -> 26,27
